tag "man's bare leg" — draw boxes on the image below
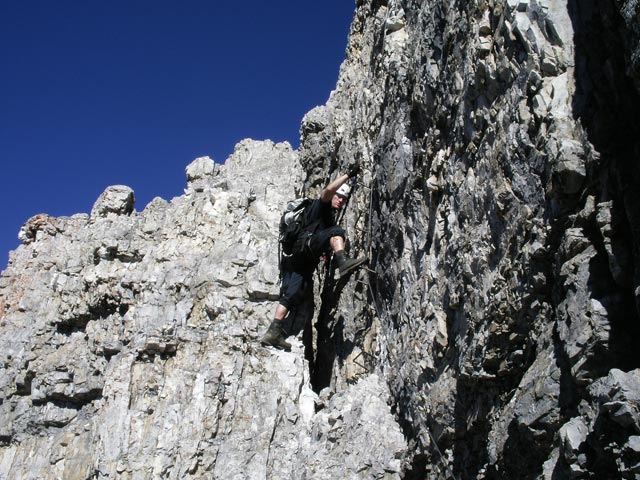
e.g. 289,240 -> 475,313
274,304 -> 288,321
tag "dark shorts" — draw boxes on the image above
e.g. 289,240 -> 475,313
306,225 -> 345,257
278,269 -> 312,310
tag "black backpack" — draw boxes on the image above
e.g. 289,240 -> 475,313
279,198 -> 312,256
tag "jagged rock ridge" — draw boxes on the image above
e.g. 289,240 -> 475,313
0,141 -> 405,479
3,0 -> 640,479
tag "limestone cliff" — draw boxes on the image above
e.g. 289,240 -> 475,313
0,141 -> 405,479
2,1 -> 640,479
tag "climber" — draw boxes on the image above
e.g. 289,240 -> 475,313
260,165 -> 366,351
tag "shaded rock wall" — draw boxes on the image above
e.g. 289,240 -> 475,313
298,0 -> 640,478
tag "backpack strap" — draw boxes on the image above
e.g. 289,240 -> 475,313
277,237 -> 283,284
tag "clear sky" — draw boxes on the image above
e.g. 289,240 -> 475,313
1,1 -> 354,271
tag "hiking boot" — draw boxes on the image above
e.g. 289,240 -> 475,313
334,250 -> 367,278
260,320 -> 291,351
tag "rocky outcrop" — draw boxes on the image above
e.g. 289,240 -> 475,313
296,0 -> 640,478
0,140 -> 405,479
2,0 -> 640,479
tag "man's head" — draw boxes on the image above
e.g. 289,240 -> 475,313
331,183 -> 350,210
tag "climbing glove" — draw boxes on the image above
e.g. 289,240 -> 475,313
347,162 -> 361,178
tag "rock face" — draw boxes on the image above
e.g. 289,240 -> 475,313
0,140 -> 406,479
294,0 -> 640,478
2,1 -> 640,479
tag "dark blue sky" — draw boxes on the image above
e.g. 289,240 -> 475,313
1,1 -> 354,270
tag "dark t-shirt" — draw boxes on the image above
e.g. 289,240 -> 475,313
304,198 -> 335,233
281,198 -> 335,275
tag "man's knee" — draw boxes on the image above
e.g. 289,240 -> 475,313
330,235 -> 345,249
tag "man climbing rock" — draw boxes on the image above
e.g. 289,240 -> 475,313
260,165 -> 366,350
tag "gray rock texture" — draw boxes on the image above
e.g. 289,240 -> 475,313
0,141 -> 405,479
297,0 -> 640,478
2,1 -> 640,479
